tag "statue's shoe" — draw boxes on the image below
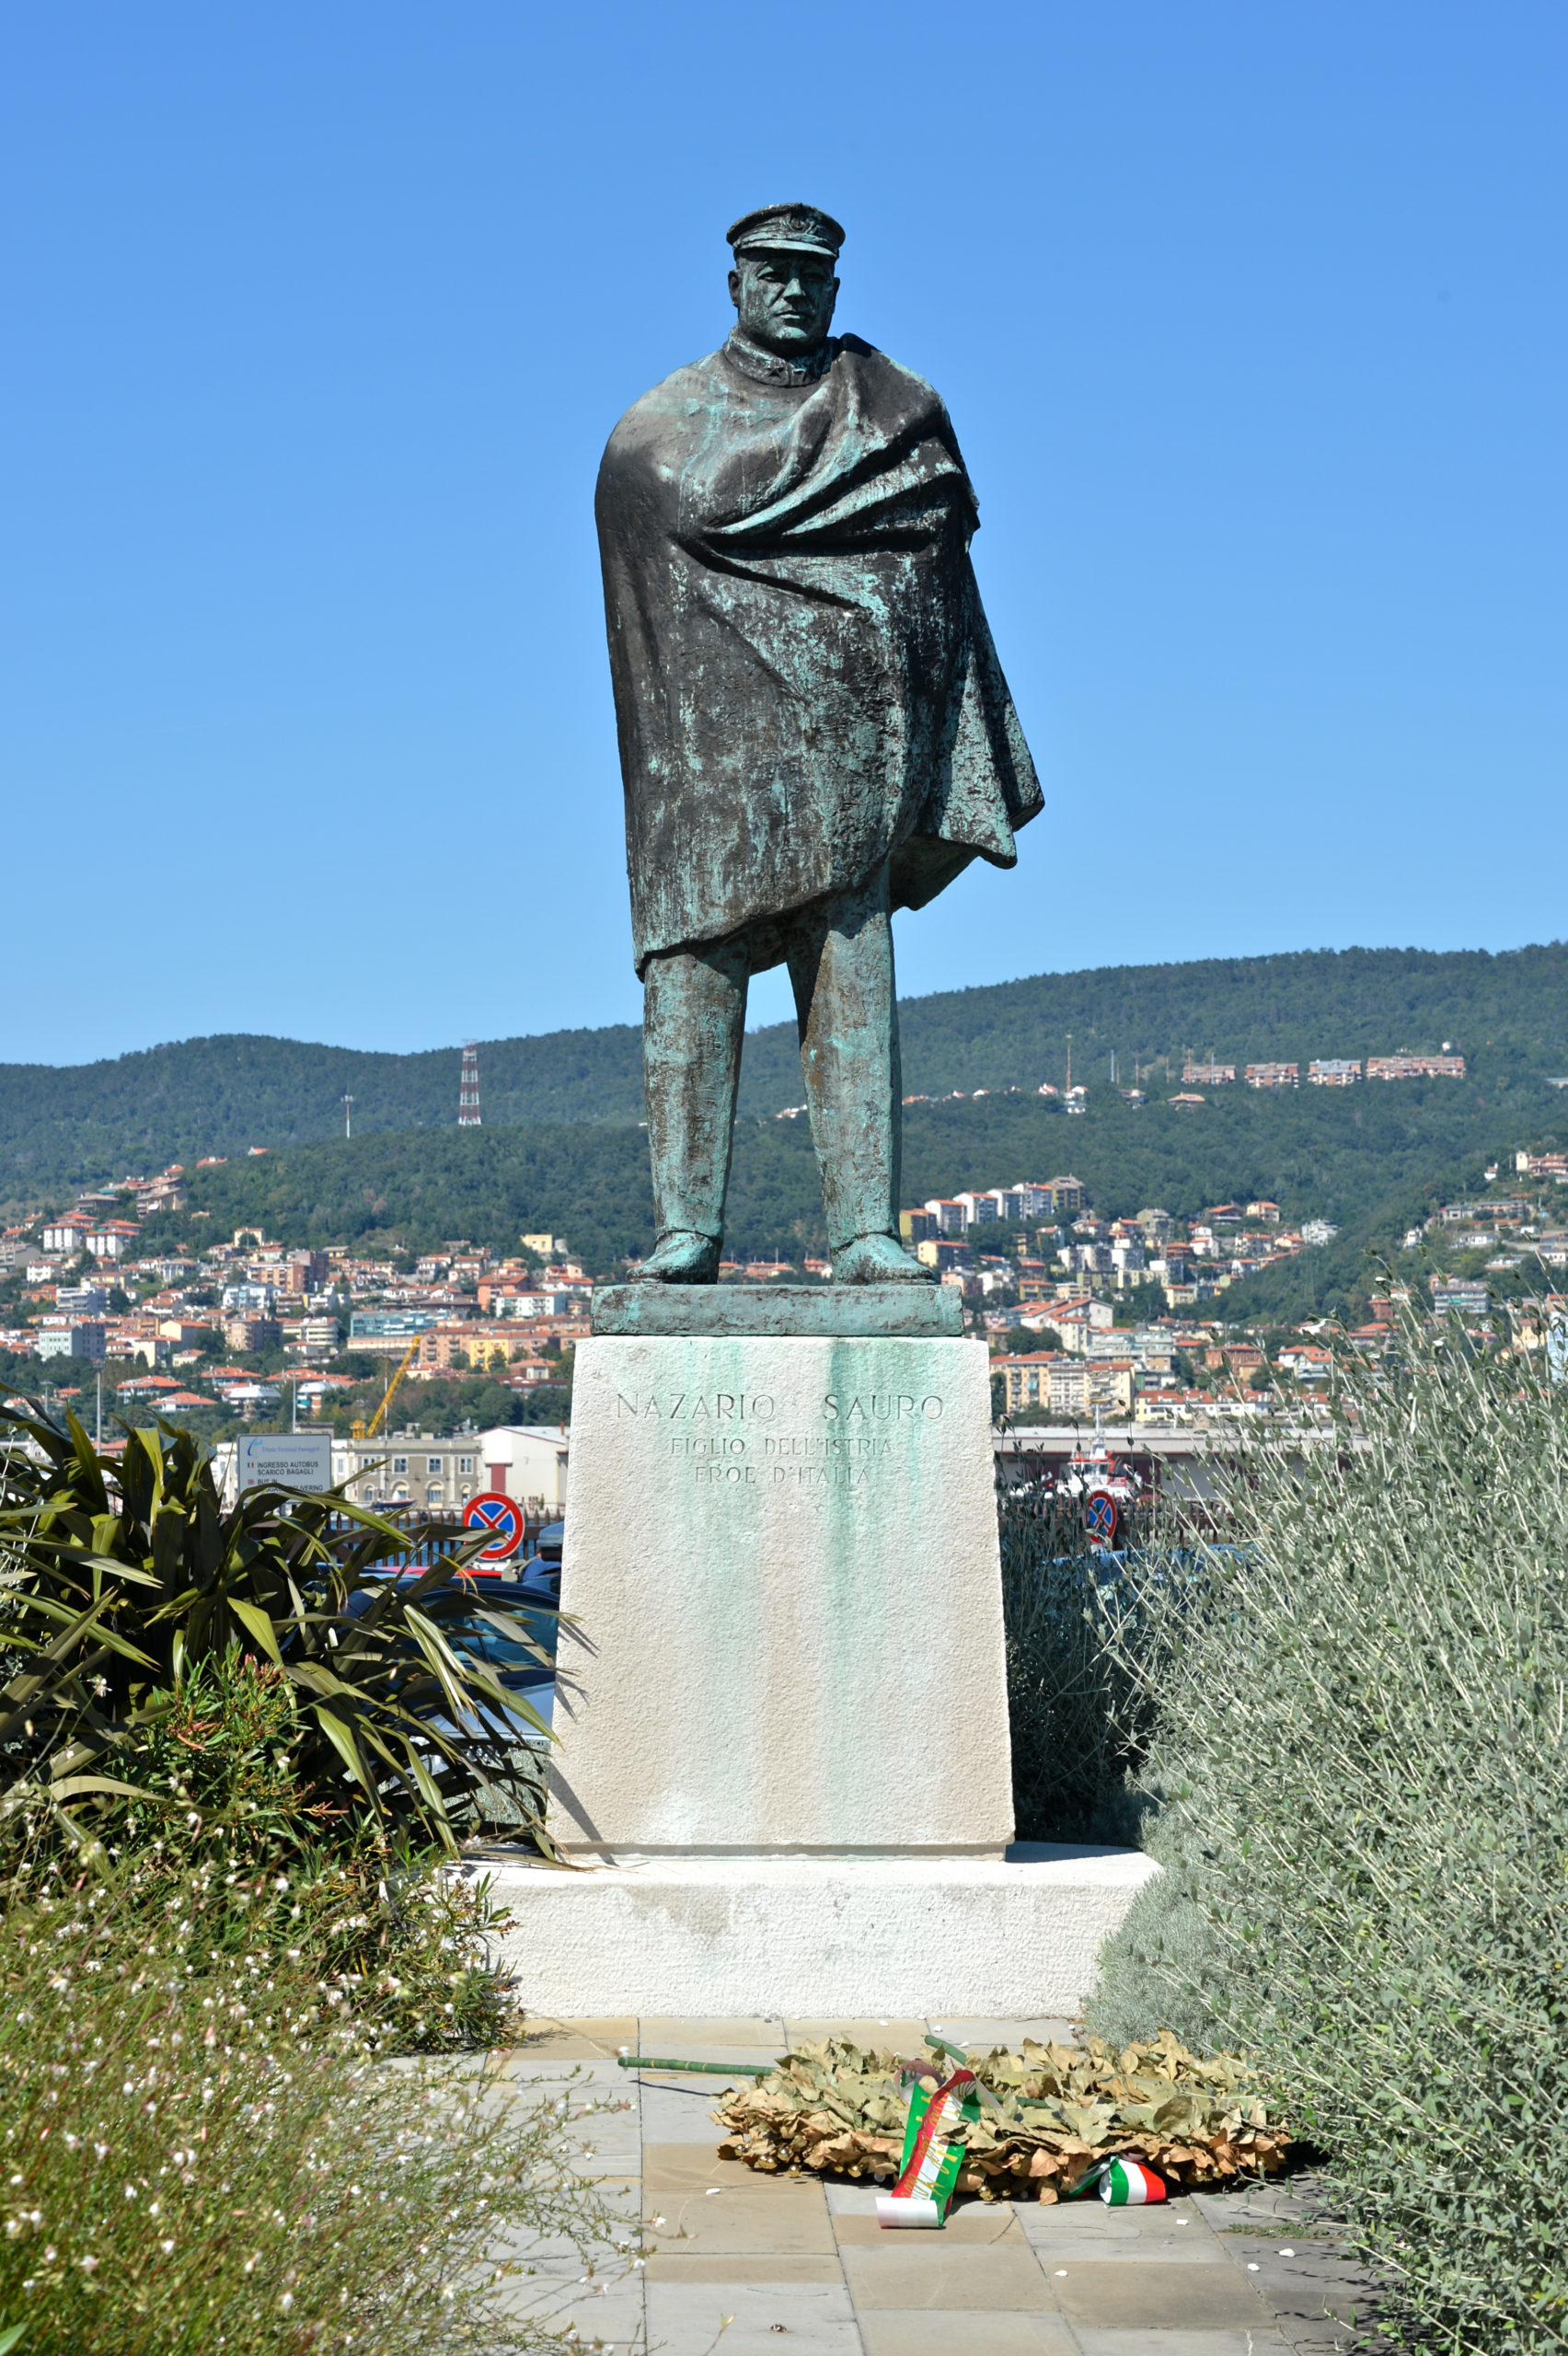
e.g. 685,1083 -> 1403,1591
628,1230 -> 721,1284
833,1231 -> 934,1285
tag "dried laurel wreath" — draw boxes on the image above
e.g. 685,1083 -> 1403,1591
716,2033 -> 1293,2202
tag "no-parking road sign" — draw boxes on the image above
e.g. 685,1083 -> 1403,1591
1083,1489 -> 1120,1548
462,1490 -> 525,1563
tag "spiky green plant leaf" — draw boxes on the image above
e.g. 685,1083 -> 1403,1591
0,1401 -> 559,1866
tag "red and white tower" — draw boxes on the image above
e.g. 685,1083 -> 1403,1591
458,1040 -> 481,1127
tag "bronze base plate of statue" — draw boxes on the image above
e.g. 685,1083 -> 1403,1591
594,202 -> 1042,1289
589,1278 -> 963,1340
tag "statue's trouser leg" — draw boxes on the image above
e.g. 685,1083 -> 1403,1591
787,866 -> 902,1253
641,936 -> 749,1245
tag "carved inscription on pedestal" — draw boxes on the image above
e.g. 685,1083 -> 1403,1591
613,1386 -> 945,1491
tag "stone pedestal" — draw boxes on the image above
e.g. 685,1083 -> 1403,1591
548,1329 -> 1011,1857
492,1290 -> 1152,2015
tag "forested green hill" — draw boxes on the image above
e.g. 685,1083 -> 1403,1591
0,1027 -> 646,1195
6,940 -> 1567,1198
136,1077 -> 1560,1328
887,941 -> 1568,1100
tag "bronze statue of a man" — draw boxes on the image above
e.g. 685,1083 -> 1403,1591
595,204 -> 1042,1283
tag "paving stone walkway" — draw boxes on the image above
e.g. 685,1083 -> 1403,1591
489,2016 -> 1390,2354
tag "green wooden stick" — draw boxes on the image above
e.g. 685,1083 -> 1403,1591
616,2054 -> 774,2077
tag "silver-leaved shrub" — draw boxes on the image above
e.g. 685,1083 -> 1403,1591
1089,1322 -> 1568,2349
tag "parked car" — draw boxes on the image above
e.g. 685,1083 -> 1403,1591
355,1557 -> 554,1669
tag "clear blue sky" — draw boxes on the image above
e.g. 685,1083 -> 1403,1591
4,3 -> 1563,1065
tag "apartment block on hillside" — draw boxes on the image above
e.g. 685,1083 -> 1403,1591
1048,1358 -> 1136,1417
85,1220 -> 140,1259
36,1321 -> 107,1361
1431,1276 -> 1491,1315
915,1239 -> 971,1272
1365,1056 -> 1465,1080
992,1354 -> 1056,1415
414,1322 -> 552,1374
225,1316 -> 281,1352
41,1214 -> 93,1253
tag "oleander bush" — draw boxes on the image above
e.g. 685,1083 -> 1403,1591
0,1868 -> 631,2353
1087,1324 -> 1568,2350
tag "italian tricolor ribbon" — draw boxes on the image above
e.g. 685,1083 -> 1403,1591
887,2067 -> 981,2219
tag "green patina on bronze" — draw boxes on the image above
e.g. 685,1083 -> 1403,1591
591,1279 -> 962,1340
594,203 -> 1042,1289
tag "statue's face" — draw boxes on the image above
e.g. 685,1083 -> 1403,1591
727,248 -> 838,355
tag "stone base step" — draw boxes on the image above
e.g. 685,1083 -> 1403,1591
474,1843 -> 1158,2018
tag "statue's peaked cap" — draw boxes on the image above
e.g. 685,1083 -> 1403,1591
727,203 -> 845,259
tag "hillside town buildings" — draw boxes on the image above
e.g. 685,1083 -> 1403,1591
1365,1056 -> 1466,1080
3,1072 -> 1561,1458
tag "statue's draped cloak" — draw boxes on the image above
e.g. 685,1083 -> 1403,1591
595,332 -> 1043,976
